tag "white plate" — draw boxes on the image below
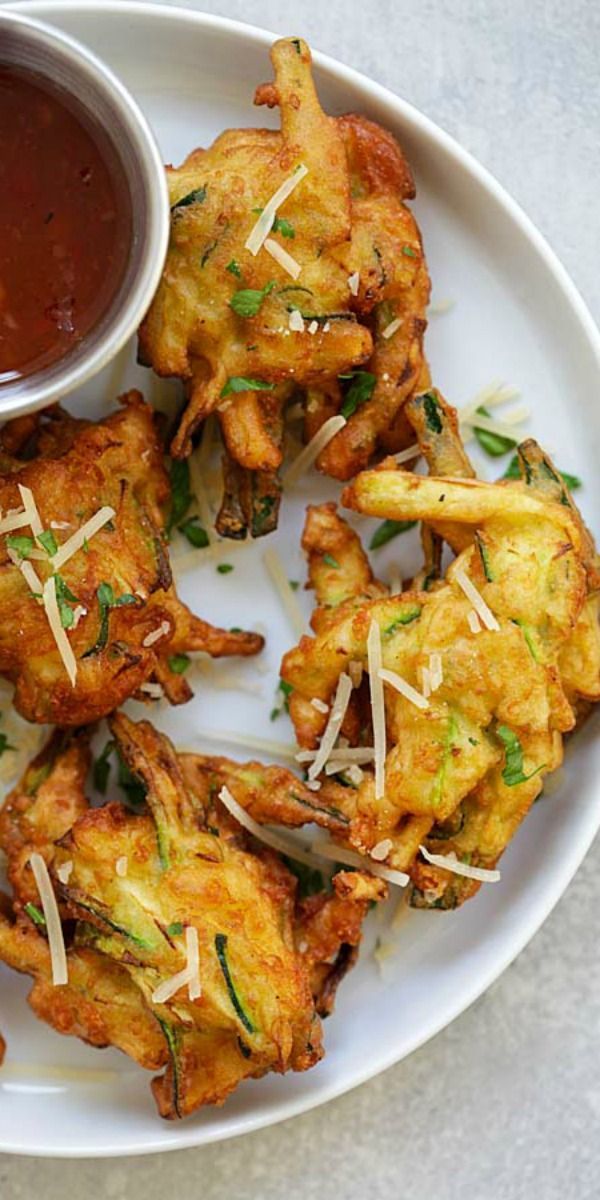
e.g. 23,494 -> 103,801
2,0 -> 600,1159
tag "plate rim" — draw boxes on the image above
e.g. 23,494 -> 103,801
3,0 -> 600,1158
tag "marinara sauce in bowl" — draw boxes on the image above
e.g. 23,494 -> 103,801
0,10 -> 169,414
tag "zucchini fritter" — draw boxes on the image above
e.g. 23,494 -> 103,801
0,394 -> 262,725
138,36 -> 430,535
276,393 -> 599,908
0,715 -> 383,1118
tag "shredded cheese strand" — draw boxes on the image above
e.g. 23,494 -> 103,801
52,506 -> 116,570
379,667 -> 430,710
219,785 -> 318,867
419,844 -> 501,882
17,485 -> 43,538
264,237 -> 302,279
263,547 -> 306,638
284,415 -> 346,487
308,673 -> 353,781
151,966 -> 191,1006
29,852 -> 68,986
367,620 -> 387,799
296,747 -> 374,764
183,728 -> 298,762
0,508 -> 29,535
18,559 -> 43,596
311,839 -> 409,887
381,317 -> 402,340
43,576 -> 77,686
245,164 -> 308,255
454,567 -> 500,631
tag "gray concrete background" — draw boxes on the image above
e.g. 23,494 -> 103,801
2,0 -> 600,1196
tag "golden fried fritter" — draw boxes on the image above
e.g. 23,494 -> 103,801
0,715 -> 383,1118
139,36 -> 430,535
0,394 -> 262,724
276,395 -> 599,908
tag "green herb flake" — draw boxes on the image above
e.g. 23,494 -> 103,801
226,259 -> 242,278
474,406 -> 516,457
270,678 -> 292,721
166,459 -> 192,537
339,370 -> 376,420
37,529 -> 58,557
497,725 -> 543,787
217,563 -> 234,575
116,750 -> 147,812
220,377 -> 275,398
93,740 -> 115,794
215,933 -> 254,1033
82,584 -> 137,658
423,391 -> 443,434
370,519 -> 417,550
54,573 -> 79,629
272,215 -> 295,238
24,902 -> 46,928
171,185 -> 207,211
166,921 -> 183,937
230,281 -> 275,318
0,731 -> 15,757
168,653 -> 191,675
323,553 -> 340,569
6,534 -> 35,560
178,517 -> 209,549
288,580 -> 299,591
401,244 -> 417,257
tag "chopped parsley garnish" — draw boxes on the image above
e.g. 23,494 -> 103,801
473,406 -> 516,457
502,454 -> 581,491
272,215 -> 295,238
82,583 -> 137,657
401,244 -> 417,257
226,259 -> 242,277
338,370 -> 376,419
270,678 -> 293,721
220,377 -> 275,398
171,185 -> 207,211
370,519 -> 417,550
230,281 -> 275,318
6,534 -> 35,560
496,725 -> 543,787
323,553 -> 340,568
168,653 -> 191,675
178,517 -> 209,549
288,579 -> 299,591
423,391 -> 443,434
166,459 -> 192,538
166,921 -> 183,937
24,902 -> 46,928
37,529 -> 58,556
54,573 -> 79,629
0,730 -> 15,757
217,563 -> 234,574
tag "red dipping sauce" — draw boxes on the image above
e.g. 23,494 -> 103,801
0,66 -> 132,382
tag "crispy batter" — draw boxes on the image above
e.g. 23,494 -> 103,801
0,716 -> 383,1118
275,399 -> 599,907
139,37 -> 430,536
0,394 -> 262,724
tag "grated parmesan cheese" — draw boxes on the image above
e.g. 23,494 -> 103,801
381,317 -> 402,340
142,621 -> 171,648
151,965 -> 191,1006
346,763 -> 364,786
347,271 -> 360,296
419,844 -> 501,882
263,547 -> 306,638
310,697 -> 329,714
467,609 -> 482,634
284,415 -> 346,487
264,237 -> 301,279
29,852 -> 68,985
421,666 -> 432,698
18,484 -> 43,538
185,925 -> 201,1000
429,652 -> 443,692
379,667 -> 429,711
307,320 -> 318,335
51,506 -> 116,570
297,746 -> 374,766
393,443 -> 420,465
367,620 -> 386,800
219,785 -> 318,867
454,566 -> 500,631
288,308 -> 305,332
245,163 -> 308,256
18,559 -> 43,597
311,838 -> 409,887
307,673 -> 353,781
0,507 -> 29,535
185,728 -> 298,762
43,576 -> 77,686
370,838 -> 393,861
115,856 -> 128,878
56,860 -> 73,885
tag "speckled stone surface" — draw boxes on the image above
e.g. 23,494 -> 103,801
2,0 -> 600,1195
